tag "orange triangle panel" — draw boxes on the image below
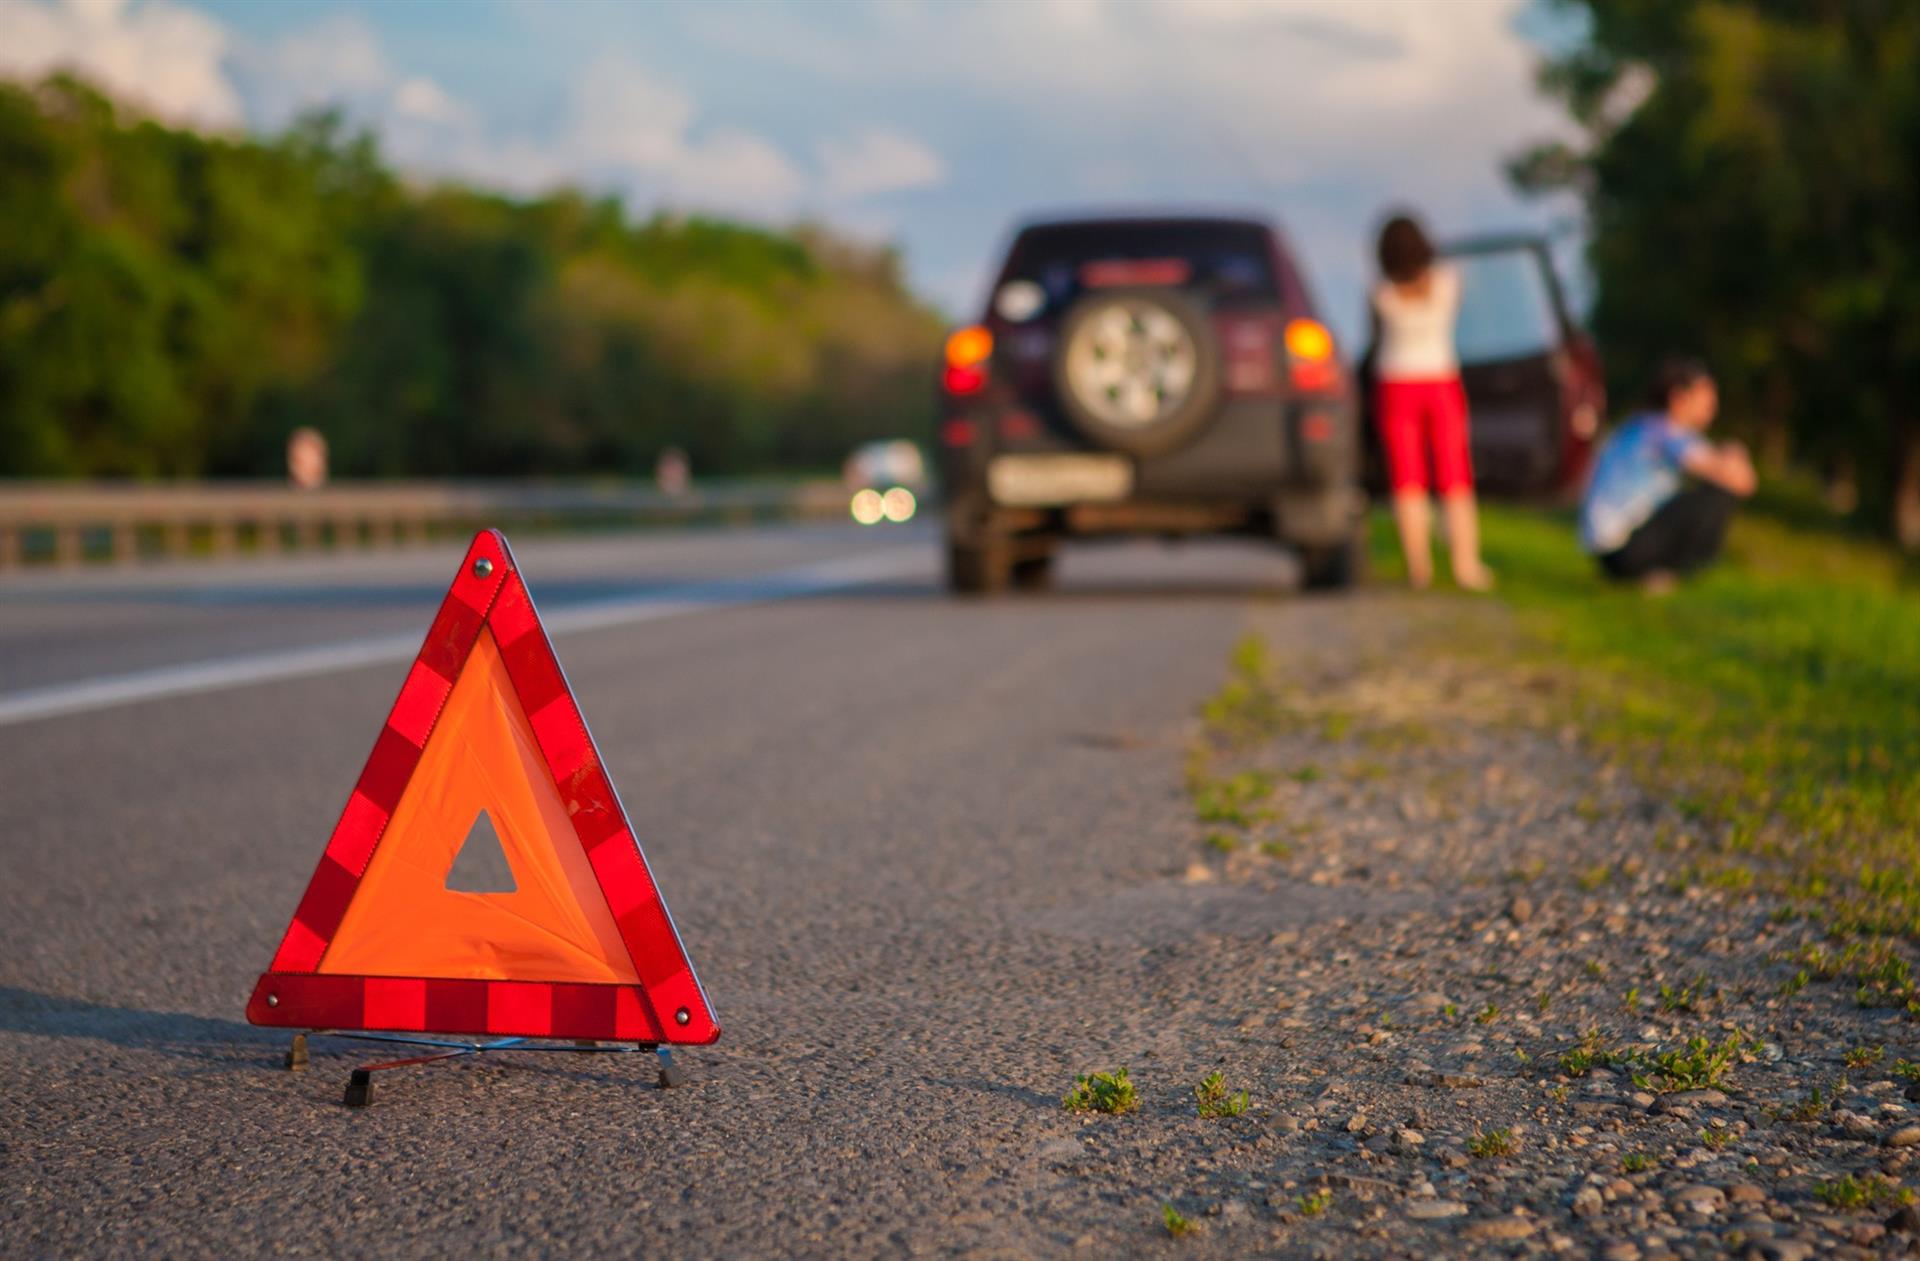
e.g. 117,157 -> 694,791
246,530 -> 718,1044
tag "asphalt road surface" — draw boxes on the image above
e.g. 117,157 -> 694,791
0,524 -> 1310,1258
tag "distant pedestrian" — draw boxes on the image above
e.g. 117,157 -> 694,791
1580,357 -> 1756,591
1370,213 -> 1494,591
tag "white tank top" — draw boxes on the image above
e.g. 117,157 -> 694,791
1372,264 -> 1460,381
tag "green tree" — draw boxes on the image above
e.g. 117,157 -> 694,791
0,74 -> 944,482
1515,0 -> 1920,547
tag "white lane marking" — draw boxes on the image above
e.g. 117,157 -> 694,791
0,546 -> 927,729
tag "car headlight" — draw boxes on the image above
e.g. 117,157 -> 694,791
880,487 -> 916,523
850,488 -> 885,525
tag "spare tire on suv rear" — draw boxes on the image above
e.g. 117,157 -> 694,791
1052,287 -> 1223,458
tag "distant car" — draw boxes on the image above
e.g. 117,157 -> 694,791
843,439 -> 925,525
936,214 -> 1365,594
1362,234 -> 1604,498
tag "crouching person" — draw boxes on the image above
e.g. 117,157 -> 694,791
1580,358 -> 1757,589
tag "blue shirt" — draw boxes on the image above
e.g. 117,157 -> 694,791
1580,413 -> 1707,553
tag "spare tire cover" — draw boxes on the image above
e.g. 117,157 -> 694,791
1052,287 -> 1223,457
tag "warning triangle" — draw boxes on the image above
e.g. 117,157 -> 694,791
246,530 -> 719,1045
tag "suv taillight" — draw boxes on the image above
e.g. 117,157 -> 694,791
943,325 -> 992,395
1285,318 -> 1338,392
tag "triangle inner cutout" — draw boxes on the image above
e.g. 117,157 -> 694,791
446,810 -> 516,893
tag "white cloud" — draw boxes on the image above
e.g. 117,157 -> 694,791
392,76 -> 469,127
0,0 -> 1575,326
817,129 -> 946,202
0,0 -> 240,127
448,55 -> 808,216
235,11 -> 390,127
679,0 -> 1576,320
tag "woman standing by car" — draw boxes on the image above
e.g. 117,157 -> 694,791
1371,213 -> 1495,591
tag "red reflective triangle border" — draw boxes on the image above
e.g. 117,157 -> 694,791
245,529 -> 719,1045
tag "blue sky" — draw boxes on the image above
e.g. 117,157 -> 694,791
3,0 -> 1585,342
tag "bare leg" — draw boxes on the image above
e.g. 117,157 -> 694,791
1443,491 -> 1495,591
1391,491 -> 1433,589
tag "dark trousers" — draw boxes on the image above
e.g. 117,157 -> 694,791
1599,484 -> 1736,580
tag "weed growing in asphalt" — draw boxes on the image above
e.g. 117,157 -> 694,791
1631,1034 -> 1750,1092
1191,770 -> 1276,827
1772,1078 -> 1843,1124
1297,1188 -> 1332,1217
1701,1127 -> 1734,1150
1193,1072 -> 1248,1119
1622,1152 -> 1657,1173
1791,940 -> 1920,1009
1467,1128 -> 1517,1158
1442,1002 -> 1458,1021
1475,1002 -> 1501,1025
1845,1045 -> 1884,1069
1814,1174 -> 1910,1210
1160,1203 -> 1195,1238
1508,859 -> 1547,884
1063,1068 -> 1137,1115
1197,635 -> 1290,747
1659,979 -> 1708,1012
1894,1060 -> 1920,1082
1556,1029 -> 1750,1093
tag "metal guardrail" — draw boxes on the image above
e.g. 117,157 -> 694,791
0,480 -> 853,569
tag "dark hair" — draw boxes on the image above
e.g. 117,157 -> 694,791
1646,356 -> 1713,410
1376,213 -> 1434,285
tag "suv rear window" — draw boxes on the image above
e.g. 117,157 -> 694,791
1450,246 -> 1563,363
999,221 -> 1279,315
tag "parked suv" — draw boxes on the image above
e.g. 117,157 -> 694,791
1362,234 -> 1603,498
937,215 -> 1365,594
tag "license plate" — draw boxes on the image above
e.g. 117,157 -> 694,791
988,455 -> 1133,507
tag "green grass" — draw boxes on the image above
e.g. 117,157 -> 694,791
1622,1152 -> 1658,1173
1062,1067 -> 1138,1115
1161,1203 -> 1196,1238
1297,1187 -> 1333,1216
1388,502 -> 1920,938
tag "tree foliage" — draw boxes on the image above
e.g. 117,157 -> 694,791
0,76 -> 943,480
1515,0 -> 1920,546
